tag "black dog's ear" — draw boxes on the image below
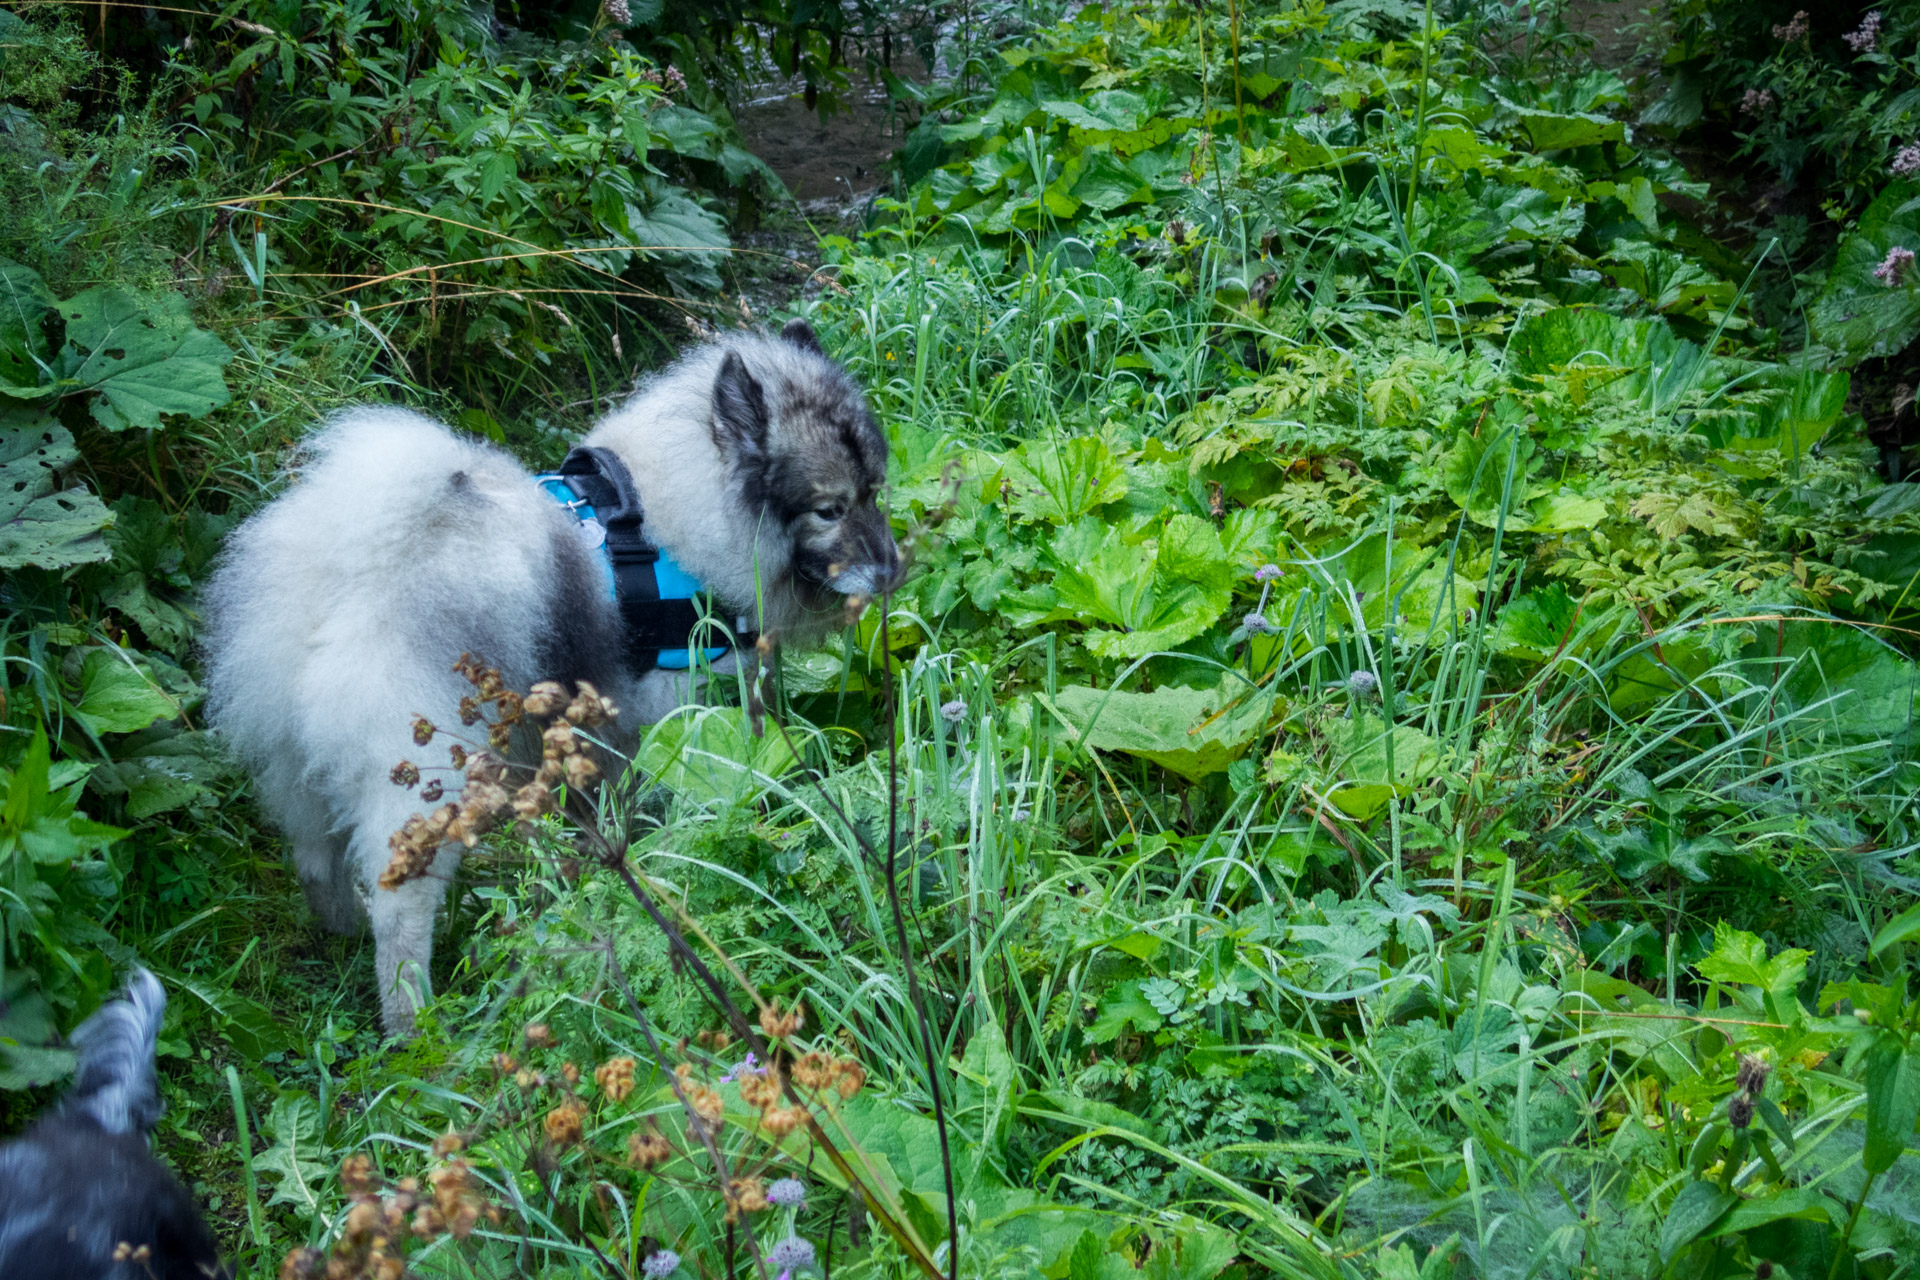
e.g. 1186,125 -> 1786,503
712,351 -> 770,459
779,318 -> 824,356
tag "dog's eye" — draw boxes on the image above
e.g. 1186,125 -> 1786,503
814,505 -> 845,522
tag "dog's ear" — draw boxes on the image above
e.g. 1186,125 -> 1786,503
780,318 -> 824,356
712,351 -> 770,459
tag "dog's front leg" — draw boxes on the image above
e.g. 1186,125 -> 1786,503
369,869 -> 448,1037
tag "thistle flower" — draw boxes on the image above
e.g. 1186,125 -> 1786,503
765,1237 -> 816,1271
1874,245 -> 1915,287
1773,9 -> 1809,41
1735,1052 -> 1772,1096
1845,10 -> 1882,52
1727,1091 -> 1754,1129
939,699 -> 968,723
642,1251 -> 681,1279
1242,613 -> 1271,634
1254,563 -> 1282,582
767,1177 -> 807,1208
1894,144 -> 1920,177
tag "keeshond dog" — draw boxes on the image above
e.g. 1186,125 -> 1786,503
0,969 -> 227,1279
204,320 -> 898,1034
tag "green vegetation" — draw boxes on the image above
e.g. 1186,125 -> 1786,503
5,1 -> 1920,1277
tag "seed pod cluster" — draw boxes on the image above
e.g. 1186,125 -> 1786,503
384,660 -> 620,889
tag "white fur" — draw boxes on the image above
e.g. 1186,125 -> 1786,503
205,334 -> 890,1035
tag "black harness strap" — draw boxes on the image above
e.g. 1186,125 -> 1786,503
550,446 -> 751,677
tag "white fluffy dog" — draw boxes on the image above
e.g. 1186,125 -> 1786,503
204,322 -> 896,1034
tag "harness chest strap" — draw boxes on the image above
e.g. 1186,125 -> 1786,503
537,446 -> 755,675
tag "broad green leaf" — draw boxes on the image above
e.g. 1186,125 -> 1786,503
1529,488 -> 1609,532
1049,682 -> 1272,781
1329,716 -> 1439,819
1046,515 -> 1235,659
0,410 -> 113,569
1871,900 -> 1920,956
52,287 -> 234,430
1085,979 -> 1164,1043
1745,620 -> 1919,745
1863,1034 -> 1920,1174
1004,437 -> 1127,523
1659,1181 -> 1733,1262
1518,109 -> 1625,151
252,1094 -> 331,1220
0,257 -> 54,392
1068,148 -> 1153,211
1812,182 -> 1920,360
1443,424 -> 1536,527
1703,1187 -> 1833,1238
957,1015 -> 1018,1177
1697,922 -> 1809,994
646,105 -> 723,159
74,649 -> 178,735
636,706 -> 797,805
1491,583 -> 1581,657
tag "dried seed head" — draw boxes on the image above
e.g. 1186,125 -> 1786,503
1736,1053 -> 1772,1096
448,744 -> 467,769
488,721 -> 513,751
432,1131 -> 465,1159
793,1051 -> 833,1091
762,1105 -> 804,1137
835,1058 -> 866,1098
544,1098 -> 587,1147
340,1153 -> 377,1195
420,779 -> 444,802
524,1023 -> 554,1049
1728,1092 -> 1754,1130
464,752 -> 508,785
390,761 -> 420,788
731,1177 -> 769,1213
279,1247 -> 325,1280
344,1197 -> 383,1245
515,1068 -> 538,1090
758,1002 -> 805,1039
412,717 -> 436,745
561,1062 -> 580,1087
411,1204 -> 446,1240
525,681 -> 568,718
564,753 -> 600,789
628,1130 -> 673,1167
493,1052 -> 519,1076
459,695 -> 483,726
514,781 -> 553,819
596,1056 -> 637,1102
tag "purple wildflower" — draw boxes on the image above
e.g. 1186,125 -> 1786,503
767,1177 -> 807,1208
1875,246 -> 1916,288
719,1052 -> 759,1083
1845,10 -> 1882,52
643,1251 -> 681,1278
1773,10 -> 1809,41
939,700 -> 968,723
1894,144 -> 1920,177
766,1237 -> 816,1271
1739,88 -> 1775,115
1254,563 -> 1282,583
1347,670 -> 1379,697
1243,613 -> 1271,634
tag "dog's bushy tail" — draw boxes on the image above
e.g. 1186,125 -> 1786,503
62,968 -> 166,1138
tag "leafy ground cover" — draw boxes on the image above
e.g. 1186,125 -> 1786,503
5,1 -> 1920,1278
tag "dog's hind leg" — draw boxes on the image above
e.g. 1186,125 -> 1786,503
350,806 -> 458,1036
295,833 -> 364,935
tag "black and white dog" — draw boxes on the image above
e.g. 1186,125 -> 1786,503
204,321 -> 898,1033
0,970 -> 226,1279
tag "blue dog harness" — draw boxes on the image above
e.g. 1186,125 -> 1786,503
536,446 -> 750,674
